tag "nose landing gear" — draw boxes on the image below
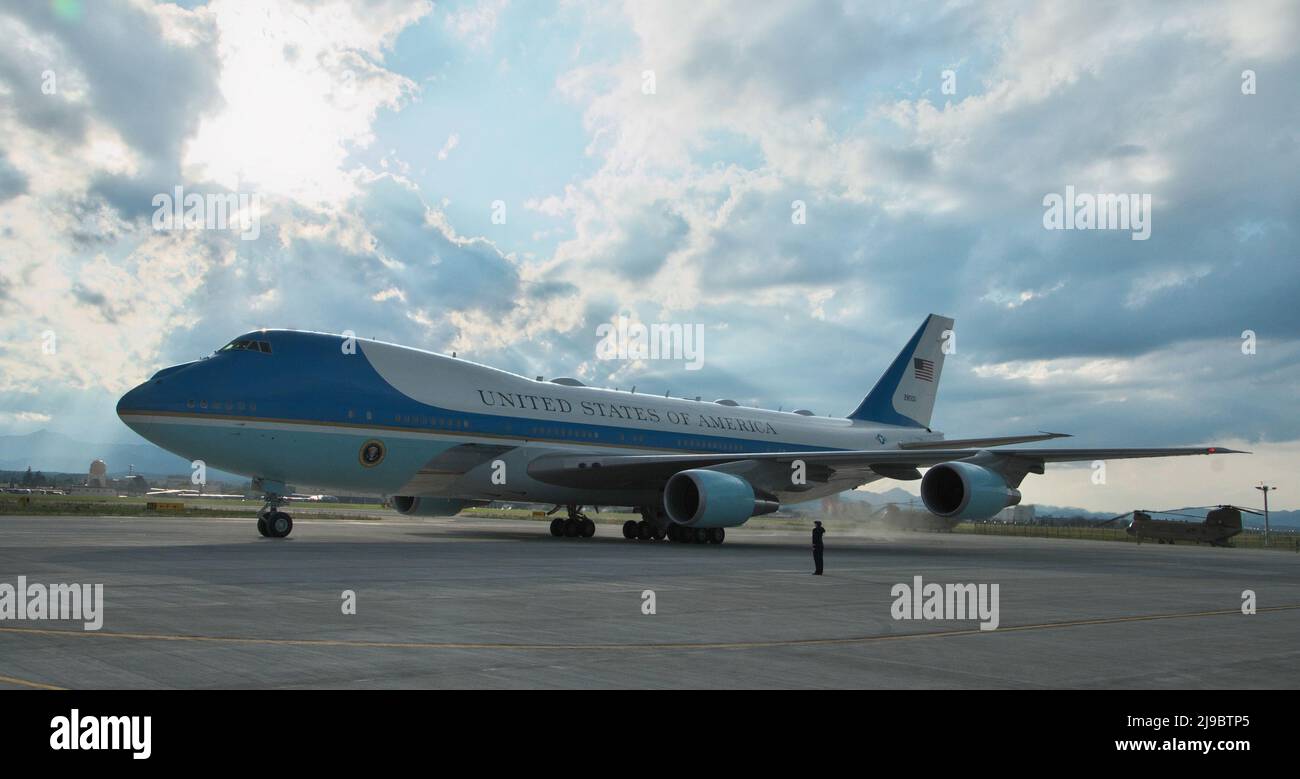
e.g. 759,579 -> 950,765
256,493 -> 293,538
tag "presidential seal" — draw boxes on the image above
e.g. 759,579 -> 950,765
359,439 -> 386,467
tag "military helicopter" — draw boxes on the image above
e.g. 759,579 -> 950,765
1100,505 -> 1258,547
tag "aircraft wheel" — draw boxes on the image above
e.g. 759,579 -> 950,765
637,521 -> 652,540
654,526 -> 667,541
580,518 -> 596,538
267,512 -> 293,538
550,518 -> 564,537
563,519 -> 579,537
622,520 -> 638,540
694,528 -> 708,544
257,516 -> 269,537
707,528 -> 725,544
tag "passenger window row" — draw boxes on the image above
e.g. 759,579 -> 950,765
530,427 -> 600,440
392,413 -> 471,430
188,400 -> 256,412
677,438 -> 746,452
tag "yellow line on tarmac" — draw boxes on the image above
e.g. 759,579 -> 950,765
0,673 -> 65,690
2,605 -> 1296,653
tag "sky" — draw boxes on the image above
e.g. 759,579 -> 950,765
0,0 -> 1296,512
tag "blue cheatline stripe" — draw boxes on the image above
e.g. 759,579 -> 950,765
847,316 -> 929,428
122,409 -> 844,455
123,330 -> 851,456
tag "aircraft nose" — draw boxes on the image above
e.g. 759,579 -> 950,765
116,381 -> 152,427
117,361 -> 196,423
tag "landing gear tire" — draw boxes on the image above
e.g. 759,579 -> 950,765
623,520 -> 638,540
266,511 -> 293,538
553,506 -> 594,540
256,490 -> 291,538
637,520 -> 652,541
694,528 -> 708,544
707,528 -> 725,544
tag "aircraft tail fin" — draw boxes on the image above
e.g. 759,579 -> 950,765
847,314 -> 954,429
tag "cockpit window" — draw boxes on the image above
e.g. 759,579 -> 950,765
219,339 -> 272,354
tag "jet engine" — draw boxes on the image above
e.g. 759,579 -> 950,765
391,496 -> 476,516
920,461 -> 1021,520
663,469 -> 779,528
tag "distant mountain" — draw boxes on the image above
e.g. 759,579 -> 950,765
848,487 -> 921,506
800,487 -> 1300,529
1256,511 -> 1300,530
789,487 -> 920,514
1026,504 -> 1117,520
0,429 -> 235,478
6,428 -> 1294,528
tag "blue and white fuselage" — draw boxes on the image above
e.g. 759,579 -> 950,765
117,329 -> 930,506
116,315 -> 1238,539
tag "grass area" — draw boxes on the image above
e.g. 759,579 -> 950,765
955,521 -> 1300,551
6,494 -> 1297,550
0,495 -> 822,530
0,493 -> 387,520
460,506 -> 820,531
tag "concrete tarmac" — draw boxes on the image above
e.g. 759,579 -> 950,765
1,515 -> 1297,689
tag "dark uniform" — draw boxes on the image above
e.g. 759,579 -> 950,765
812,523 -> 825,575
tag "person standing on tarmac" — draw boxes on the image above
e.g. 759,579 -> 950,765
812,520 -> 825,575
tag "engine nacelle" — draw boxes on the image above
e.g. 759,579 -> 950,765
391,496 -> 475,516
920,461 -> 1021,520
663,469 -> 779,528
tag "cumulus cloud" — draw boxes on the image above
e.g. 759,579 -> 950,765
0,0 -> 1295,510
444,0 -> 508,50
436,133 -> 460,160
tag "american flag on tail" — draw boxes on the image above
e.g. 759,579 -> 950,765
913,357 -> 935,382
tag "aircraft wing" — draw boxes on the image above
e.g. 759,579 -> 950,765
526,446 -> 1243,491
898,431 -> 1070,449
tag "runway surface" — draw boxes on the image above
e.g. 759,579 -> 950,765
1,514 -> 1297,689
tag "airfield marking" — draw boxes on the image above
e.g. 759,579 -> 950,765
2,604 -> 1297,653
0,672 -> 66,690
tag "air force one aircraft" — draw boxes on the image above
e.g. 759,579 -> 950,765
116,314 -> 1241,542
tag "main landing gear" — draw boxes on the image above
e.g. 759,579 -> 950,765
622,507 -> 725,544
549,505 -> 596,539
256,494 -> 293,539
622,521 -> 724,544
